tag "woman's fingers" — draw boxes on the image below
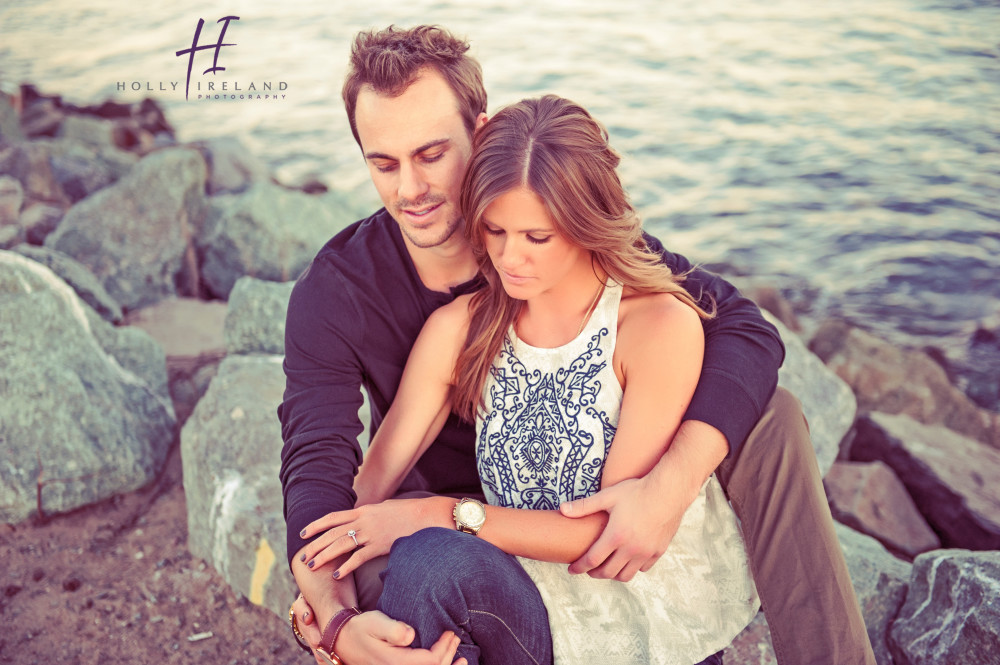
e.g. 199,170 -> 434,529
303,529 -> 360,570
301,508 -> 359,539
427,631 -> 461,665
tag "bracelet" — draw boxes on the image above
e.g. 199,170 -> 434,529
288,606 -> 312,654
315,606 -> 362,665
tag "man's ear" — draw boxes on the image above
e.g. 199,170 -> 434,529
474,112 -> 489,132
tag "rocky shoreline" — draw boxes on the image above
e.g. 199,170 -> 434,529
1,84 -> 998,664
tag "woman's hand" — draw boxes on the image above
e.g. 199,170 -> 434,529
299,497 -> 455,578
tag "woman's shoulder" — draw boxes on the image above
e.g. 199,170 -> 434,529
619,289 -> 701,332
424,293 -> 474,336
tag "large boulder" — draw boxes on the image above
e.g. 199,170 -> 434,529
180,354 -> 295,618
224,276 -> 294,355
11,244 -> 123,323
835,523 -> 913,665
810,319 -> 1000,449
723,613 -> 775,665
825,461 -> 940,559
124,297 -> 229,424
189,137 -> 272,195
852,412 -> 1000,550
197,183 -> 360,299
0,251 -> 175,523
45,147 -> 207,309
0,138 -> 136,205
768,313 -> 856,476
889,550 -> 1000,665
0,91 -> 23,144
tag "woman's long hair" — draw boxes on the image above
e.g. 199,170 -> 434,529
452,95 -> 713,423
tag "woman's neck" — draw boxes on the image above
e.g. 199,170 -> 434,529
516,262 -> 608,348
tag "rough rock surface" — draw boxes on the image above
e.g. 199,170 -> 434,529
0,138 -> 136,205
852,412 -> 1000,550
197,183 -> 360,299
768,313 -> 856,476
836,523 -> 913,665
180,354 -> 295,619
723,613 -> 776,665
11,244 -> 123,322
224,276 -> 294,355
825,461 -> 941,559
0,251 -> 175,523
889,550 -> 1000,665
0,174 -> 23,226
124,297 -> 229,424
45,147 -> 206,309
810,319 -> 1000,449
190,137 -> 272,195
18,201 -> 64,244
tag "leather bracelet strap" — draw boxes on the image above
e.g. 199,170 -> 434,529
315,606 -> 361,665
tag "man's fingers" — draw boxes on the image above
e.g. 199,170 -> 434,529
428,631 -> 461,665
560,489 -> 612,518
639,551 -> 666,573
364,610 -> 417,647
567,533 -> 616,575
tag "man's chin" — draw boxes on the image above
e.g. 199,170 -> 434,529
399,217 -> 464,250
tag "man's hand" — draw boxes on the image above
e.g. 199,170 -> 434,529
293,597 -> 465,665
299,496 -> 453,579
560,420 -> 728,581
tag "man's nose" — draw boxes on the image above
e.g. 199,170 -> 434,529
398,162 -> 429,202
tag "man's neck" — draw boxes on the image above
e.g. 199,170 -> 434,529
403,235 -> 479,293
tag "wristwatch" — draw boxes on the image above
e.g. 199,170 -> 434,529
453,498 -> 486,535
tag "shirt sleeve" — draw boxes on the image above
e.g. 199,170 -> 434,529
644,233 -> 786,455
278,261 -> 367,567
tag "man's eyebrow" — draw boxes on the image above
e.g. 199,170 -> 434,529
364,138 -> 451,162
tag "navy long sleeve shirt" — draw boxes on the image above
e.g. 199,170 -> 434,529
278,208 -> 784,565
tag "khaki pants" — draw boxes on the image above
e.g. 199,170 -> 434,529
358,387 -> 876,665
717,387 -> 876,665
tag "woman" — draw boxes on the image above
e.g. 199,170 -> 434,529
299,95 -> 758,664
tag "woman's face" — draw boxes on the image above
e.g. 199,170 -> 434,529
480,186 -> 591,300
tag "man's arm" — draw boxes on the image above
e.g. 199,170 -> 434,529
280,262 -> 458,664
561,238 -> 784,579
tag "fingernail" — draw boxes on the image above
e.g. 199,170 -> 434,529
300,529 -> 307,537
332,570 -> 340,579
303,611 -> 310,620
299,553 -> 306,562
307,560 -> 315,569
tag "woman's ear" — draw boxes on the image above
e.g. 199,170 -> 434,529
474,112 -> 489,132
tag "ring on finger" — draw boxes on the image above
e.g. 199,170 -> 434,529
347,529 -> 359,548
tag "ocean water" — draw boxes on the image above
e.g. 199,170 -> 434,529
2,0 -> 998,409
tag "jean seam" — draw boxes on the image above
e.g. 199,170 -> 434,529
468,609 -> 543,665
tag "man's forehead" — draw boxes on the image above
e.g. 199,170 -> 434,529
354,69 -> 466,157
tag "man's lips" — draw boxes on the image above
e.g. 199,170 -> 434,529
401,201 -> 444,221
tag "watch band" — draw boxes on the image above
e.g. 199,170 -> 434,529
315,606 -> 361,665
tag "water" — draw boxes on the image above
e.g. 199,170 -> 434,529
2,0 -> 998,409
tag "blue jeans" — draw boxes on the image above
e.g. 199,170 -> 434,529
377,527 -> 553,665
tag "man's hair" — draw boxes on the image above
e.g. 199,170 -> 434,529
342,25 -> 487,148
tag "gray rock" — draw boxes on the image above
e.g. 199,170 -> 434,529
0,251 -> 175,523
198,184 -> 360,299
0,223 -> 20,249
767,313 -> 857,476
889,550 -> 1000,665
810,319 -> 1000,449
189,137 -> 272,195
11,244 -> 123,323
0,139 -> 136,205
180,354 -> 295,618
123,297 -> 229,424
853,412 -> 1000,550
825,461 -> 941,559
723,613 -> 775,665
0,92 -> 24,144
19,202 -> 64,245
46,147 -> 207,309
835,523 -> 913,665
224,277 -> 294,355
0,174 -> 23,225
57,115 -> 118,151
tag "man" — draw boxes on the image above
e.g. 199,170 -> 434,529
279,25 -> 875,665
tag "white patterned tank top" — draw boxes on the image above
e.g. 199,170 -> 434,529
475,280 -> 759,665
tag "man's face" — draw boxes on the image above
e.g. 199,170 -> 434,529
354,68 -> 480,250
